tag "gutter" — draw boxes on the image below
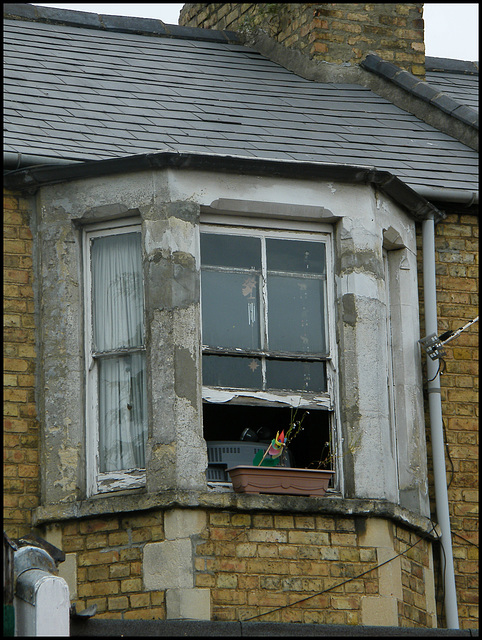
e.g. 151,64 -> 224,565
415,186 -> 478,206
3,151 -> 82,170
3,150 -> 446,223
4,151 -> 476,209
422,215 -> 459,629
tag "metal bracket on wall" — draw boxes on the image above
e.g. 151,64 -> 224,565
418,333 -> 446,361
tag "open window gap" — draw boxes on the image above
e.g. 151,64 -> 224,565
203,402 -> 333,479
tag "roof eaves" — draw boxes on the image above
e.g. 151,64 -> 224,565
3,2 -> 240,44
361,54 -> 478,130
3,151 -> 445,224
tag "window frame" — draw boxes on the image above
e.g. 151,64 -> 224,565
200,218 -> 341,484
83,218 -> 146,496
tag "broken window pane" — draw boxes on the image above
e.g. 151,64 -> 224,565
201,229 -> 329,395
201,271 -> 261,350
202,354 -> 262,389
266,359 -> 326,392
267,275 -> 326,354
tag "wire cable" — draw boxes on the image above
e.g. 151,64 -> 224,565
441,418 -> 454,489
427,357 -> 446,382
241,522 -> 439,622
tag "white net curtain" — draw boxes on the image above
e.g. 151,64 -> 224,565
91,232 -> 147,472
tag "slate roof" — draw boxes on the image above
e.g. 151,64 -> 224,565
425,57 -> 478,112
3,5 -> 478,197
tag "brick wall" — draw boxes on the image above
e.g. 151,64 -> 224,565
179,3 -> 425,75
59,514 -> 166,619
416,207 -> 479,630
41,509 -> 436,627
3,190 -> 40,539
195,511 -> 434,626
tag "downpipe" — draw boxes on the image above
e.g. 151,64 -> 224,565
421,214 -> 459,629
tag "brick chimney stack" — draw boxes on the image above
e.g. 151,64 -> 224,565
179,3 -> 425,75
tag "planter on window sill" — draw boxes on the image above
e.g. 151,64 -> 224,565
227,465 -> 335,497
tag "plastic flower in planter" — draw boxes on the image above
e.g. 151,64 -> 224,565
253,430 -> 286,467
252,409 -> 307,467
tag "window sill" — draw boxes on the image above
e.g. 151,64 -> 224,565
33,488 -> 440,540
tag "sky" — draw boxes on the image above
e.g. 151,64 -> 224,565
34,3 -> 478,61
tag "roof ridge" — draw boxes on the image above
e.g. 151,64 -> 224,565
425,56 -> 479,75
361,54 -> 478,130
3,2 -> 240,44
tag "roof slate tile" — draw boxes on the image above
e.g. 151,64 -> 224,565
3,13 -> 478,195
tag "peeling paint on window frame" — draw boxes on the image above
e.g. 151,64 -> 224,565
200,220 -> 341,488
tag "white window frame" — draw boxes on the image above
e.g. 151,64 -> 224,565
200,217 -> 341,484
83,218 -> 146,496
383,248 -> 401,502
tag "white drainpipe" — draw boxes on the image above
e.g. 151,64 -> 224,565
422,213 -> 459,629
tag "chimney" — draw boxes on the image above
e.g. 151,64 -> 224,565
179,3 -> 425,75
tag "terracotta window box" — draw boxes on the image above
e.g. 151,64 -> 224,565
227,465 -> 335,497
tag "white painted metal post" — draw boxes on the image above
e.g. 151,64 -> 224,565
15,570 -> 70,637
422,214 -> 459,629
14,546 -> 70,637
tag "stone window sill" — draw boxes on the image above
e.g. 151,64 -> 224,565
33,488 -> 440,540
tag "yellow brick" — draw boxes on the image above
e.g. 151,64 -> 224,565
235,542 -> 257,557
4,240 -> 26,255
248,529 -> 288,544
108,531 -> 129,546
231,513 -> 251,527
87,566 -> 109,581
339,548 -> 360,562
257,544 -> 279,558
195,573 -> 215,588
216,573 -> 238,588
252,514 -> 273,528
80,519 -> 119,534
78,581 -> 119,597
109,563 -> 130,579
4,374 -> 18,386
149,591 -> 165,606
274,515 -> 294,529
294,515 -> 315,529
330,532 -> 357,546
130,528 -> 152,544
121,578 -> 142,592
209,512 -> 231,526
288,530 -> 330,545
85,533 -> 108,550
78,550 -> 120,566
108,595 -> 129,611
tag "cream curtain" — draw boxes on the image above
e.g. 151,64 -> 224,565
91,232 -> 146,472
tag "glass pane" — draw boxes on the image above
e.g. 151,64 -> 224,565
201,270 -> 261,349
92,233 -> 144,352
98,352 -> 147,472
201,233 -> 261,269
266,238 -> 325,274
267,275 -> 326,354
202,354 -> 262,389
266,359 -> 327,392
